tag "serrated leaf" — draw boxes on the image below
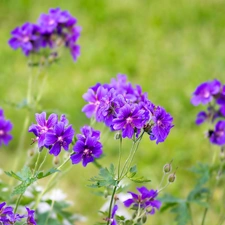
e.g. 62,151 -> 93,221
89,164 -> 116,188
11,177 -> 37,196
5,166 -> 32,182
37,168 -> 59,179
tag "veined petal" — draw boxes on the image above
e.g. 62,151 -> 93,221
35,112 -> 46,127
49,142 -> 61,156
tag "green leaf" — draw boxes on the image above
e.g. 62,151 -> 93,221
129,176 -> 151,183
189,163 -> 210,187
5,166 -> 32,182
37,168 -> 59,179
89,164 -> 117,188
159,194 -> 185,212
171,202 -> 191,225
127,165 -> 137,178
187,186 -> 209,207
11,177 -> 37,196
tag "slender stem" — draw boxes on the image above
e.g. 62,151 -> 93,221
117,136 -> 122,179
201,208 -> 208,225
119,141 -> 135,179
107,181 -> 118,225
38,150 -> 48,171
34,156 -> 71,209
187,203 -> 194,225
32,151 -> 41,176
14,194 -> 23,213
44,199 -> 55,225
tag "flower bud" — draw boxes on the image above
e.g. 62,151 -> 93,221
220,148 -> 225,161
142,214 -> 147,223
53,156 -> 60,166
163,163 -> 172,174
168,173 -> 176,183
28,148 -> 35,157
114,132 -> 121,140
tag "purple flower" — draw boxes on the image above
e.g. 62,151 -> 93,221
8,23 -> 40,56
45,122 -> 75,156
70,125 -> 103,167
26,207 -> 36,225
82,85 -> 108,118
113,104 -> 146,138
0,117 -> 13,147
28,112 -> 58,148
195,111 -> 208,125
0,108 -> 4,117
124,187 -> 161,214
191,79 -> 221,106
0,202 -> 22,224
210,121 -> 225,145
149,106 -> 174,144
110,205 -> 118,225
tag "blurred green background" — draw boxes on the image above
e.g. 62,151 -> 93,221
0,0 -> 225,224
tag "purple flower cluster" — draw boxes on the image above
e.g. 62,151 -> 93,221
82,74 -> 174,143
8,8 -> 81,61
29,112 -> 75,156
191,79 -> 225,145
0,202 -> 36,225
70,125 -> 103,167
123,186 -> 161,215
0,108 -> 13,147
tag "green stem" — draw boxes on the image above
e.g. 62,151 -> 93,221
38,150 -> 48,171
14,193 -> 23,213
44,199 -> 55,225
187,203 -> 194,225
107,181 -> 119,225
33,151 -> 41,176
117,136 -> 122,179
34,156 -> 71,209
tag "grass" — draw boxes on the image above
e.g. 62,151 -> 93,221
0,0 -> 225,224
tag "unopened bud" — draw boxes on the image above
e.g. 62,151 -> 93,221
28,148 -> 35,157
142,214 -> 147,223
220,148 -> 225,161
53,156 -> 60,166
168,173 -> 176,183
163,163 -> 172,174
132,211 -> 137,219
114,132 -> 121,140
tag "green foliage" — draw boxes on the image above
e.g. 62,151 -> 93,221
126,165 -> 151,183
37,200 -> 82,225
160,163 -> 211,225
5,166 -> 59,196
89,164 -> 117,188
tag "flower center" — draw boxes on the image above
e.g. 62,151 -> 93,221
0,130 -> 4,136
126,117 -> 133,124
83,149 -> 92,156
22,36 -> 29,43
49,19 -> 55,25
57,136 -> 63,142
217,131 -> 224,137
203,90 -> 210,98
157,120 -> 162,126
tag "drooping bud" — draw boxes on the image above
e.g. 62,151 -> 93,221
163,160 -> 173,174
220,147 -> 225,161
142,214 -> 147,223
114,132 -> 121,140
168,172 -> 176,183
28,148 -> 35,157
53,156 -> 60,166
